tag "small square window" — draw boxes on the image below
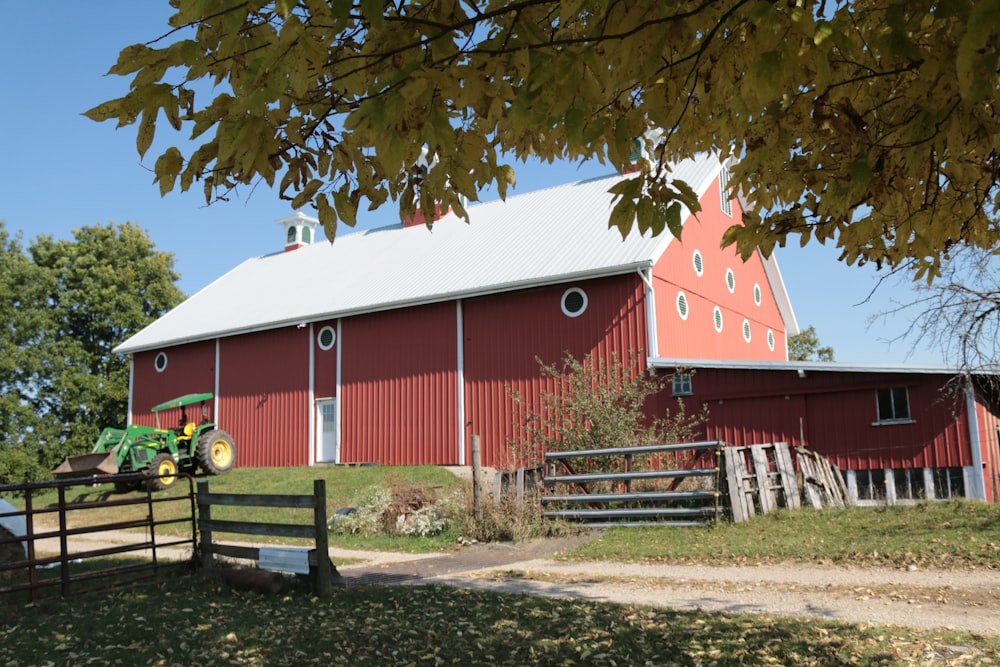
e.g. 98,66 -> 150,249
893,468 -> 925,500
672,373 -> 693,396
855,468 -> 886,501
932,467 -> 966,499
876,387 -> 910,422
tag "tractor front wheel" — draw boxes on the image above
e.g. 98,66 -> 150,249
196,429 -> 236,475
146,454 -> 178,492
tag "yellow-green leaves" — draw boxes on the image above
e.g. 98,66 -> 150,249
154,147 -> 184,197
607,177 -> 643,237
84,0 -> 1000,276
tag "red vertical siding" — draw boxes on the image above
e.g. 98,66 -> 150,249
653,176 -> 787,361
340,302 -> 458,465
218,328 -> 310,468
131,341 -> 216,426
464,275 -> 647,467
661,367 -> 973,473
976,400 -> 1000,502
313,319 -> 338,399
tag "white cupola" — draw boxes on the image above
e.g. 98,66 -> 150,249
276,211 -> 320,252
403,146 -> 455,228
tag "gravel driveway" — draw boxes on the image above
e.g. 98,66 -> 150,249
340,536 -> 1000,636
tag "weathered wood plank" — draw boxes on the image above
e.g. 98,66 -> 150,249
831,463 -> 852,506
197,492 -> 316,509
750,446 -> 775,514
199,518 -> 316,539
205,542 -> 259,562
774,443 -> 801,509
723,448 -> 748,523
797,452 -> 824,509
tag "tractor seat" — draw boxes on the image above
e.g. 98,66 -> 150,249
177,422 -> 196,441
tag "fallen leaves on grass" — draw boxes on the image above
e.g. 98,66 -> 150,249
2,576 -> 999,666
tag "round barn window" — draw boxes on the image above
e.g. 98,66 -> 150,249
561,288 -> 588,318
742,319 -> 752,343
692,250 -> 704,276
317,325 -> 337,351
767,329 -> 775,351
754,283 -> 762,306
726,268 -> 736,294
154,352 -> 168,373
713,306 -> 723,332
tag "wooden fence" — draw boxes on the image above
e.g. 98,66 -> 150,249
542,441 -> 724,527
196,479 -> 334,595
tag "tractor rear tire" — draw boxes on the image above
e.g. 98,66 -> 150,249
197,429 -> 236,475
146,454 -> 178,492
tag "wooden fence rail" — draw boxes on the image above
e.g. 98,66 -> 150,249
197,479 -> 333,595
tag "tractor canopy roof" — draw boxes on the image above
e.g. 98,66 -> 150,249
151,392 -> 214,412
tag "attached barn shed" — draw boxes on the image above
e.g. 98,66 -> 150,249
650,358 -> 1000,503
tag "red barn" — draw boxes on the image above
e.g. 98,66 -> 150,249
116,155 -> 795,468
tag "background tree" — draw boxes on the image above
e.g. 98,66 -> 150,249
0,226 -> 50,484
88,1 -> 1000,279
787,326 -> 835,362
0,221 -> 183,484
879,249 -> 1000,375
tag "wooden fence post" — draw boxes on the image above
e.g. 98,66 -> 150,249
471,434 -> 482,518
313,479 -> 331,595
197,480 -> 213,569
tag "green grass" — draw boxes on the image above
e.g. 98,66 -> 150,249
1,577 -> 997,666
567,500 -> 1000,569
12,465 -> 466,552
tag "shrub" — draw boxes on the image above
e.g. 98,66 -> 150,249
508,352 -> 708,472
328,485 -> 462,538
456,487 -> 577,543
328,486 -> 393,536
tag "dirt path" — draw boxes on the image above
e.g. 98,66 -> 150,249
340,538 -> 1000,637
28,529 -> 1000,636
424,559 -> 1000,636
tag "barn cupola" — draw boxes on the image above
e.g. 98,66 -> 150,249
277,211 -> 319,252
620,128 -> 663,174
402,146 -> 458,228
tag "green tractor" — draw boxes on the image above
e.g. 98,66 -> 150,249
53,392 -> 236,491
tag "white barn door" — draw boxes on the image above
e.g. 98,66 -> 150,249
315,399 -> 339,463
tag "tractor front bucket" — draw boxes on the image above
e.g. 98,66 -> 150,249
52,453 -> 120,479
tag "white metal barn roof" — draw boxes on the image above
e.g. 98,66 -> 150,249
116,154 -> 782,354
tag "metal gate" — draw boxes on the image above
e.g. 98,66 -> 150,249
0,474 -> 196,604
542,441 -> 724,527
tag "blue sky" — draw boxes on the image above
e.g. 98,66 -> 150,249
0,2 -> 944,365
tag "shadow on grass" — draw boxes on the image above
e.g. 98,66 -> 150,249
3,574 -> 995,666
